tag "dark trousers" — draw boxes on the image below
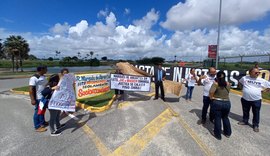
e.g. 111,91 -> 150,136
155,81 -> 164,99
185,86 -> 194,100
49,109 -> 61,132
212,100 -> 232,139
201,96 -> 214,121
241,98 -> 261,127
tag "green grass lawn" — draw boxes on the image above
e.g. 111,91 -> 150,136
12,86 -> 115,107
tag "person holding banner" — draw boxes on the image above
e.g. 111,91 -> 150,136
238,67 -> 270,132
153,63 -> 166,101
29,66 -> 48,132
198,67 -> 216,124
185,68 -> 198,101
114,68 -> 124,101
42,74 -> 66,136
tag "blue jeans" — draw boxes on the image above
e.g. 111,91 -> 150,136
212,100 -> 231,139
33,99 -> 45,129
185,86 -> 194,100
241,98 -> 261,127
202,96 -> 214,121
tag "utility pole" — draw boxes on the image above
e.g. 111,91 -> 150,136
216,0 -> 222,69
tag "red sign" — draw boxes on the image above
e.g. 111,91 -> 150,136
208,45 -> 217,59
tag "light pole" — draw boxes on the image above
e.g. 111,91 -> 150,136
216,0 -> 222,69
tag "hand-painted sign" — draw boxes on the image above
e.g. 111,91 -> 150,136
75,73 -> 110,99
48,73 -> 76,112
110,74 -> 151,92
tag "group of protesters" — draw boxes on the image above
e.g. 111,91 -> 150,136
29,63 -> 270,140
154,63 -> 270,140
29,66 -> 71,136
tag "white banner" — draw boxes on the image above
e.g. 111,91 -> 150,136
110,74 -> 151,92
48,74 -> 76,112
75,73 -> 110,99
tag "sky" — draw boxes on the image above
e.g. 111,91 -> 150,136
1,0 -> 270,62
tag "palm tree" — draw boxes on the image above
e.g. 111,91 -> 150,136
3,35 -> 30,72
55,50 -> 61,59
90,51 -> 94,60
0,39 -> 5,59
77,52 -> 81,58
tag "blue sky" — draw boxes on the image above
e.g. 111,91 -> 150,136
1,0 -> 270,61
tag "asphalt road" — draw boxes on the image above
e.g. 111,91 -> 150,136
0,78 -> 270,156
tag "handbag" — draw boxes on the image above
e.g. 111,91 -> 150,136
185,82 -> 188,87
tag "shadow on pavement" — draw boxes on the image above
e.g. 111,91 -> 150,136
60,110 -> 97,133
126,92 -> 151,101
190,109 -> 214,132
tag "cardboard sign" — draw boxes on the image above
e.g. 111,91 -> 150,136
75,73 -> 110,99
110,74 -> 151,92
48,74 -> 76,112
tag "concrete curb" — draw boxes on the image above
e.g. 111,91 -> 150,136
10,89 -> 29,95
76,95 -> 116,113
10,89 -> 117,113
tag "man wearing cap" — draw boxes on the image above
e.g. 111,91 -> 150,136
238,67 -> 270,132
29,66 -> 48,132
153,63 -> 166,101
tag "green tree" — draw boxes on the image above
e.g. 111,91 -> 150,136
3,35 -> 30,72
48,57 -> 54,61
101,56 -> 107,61
151,57 -> 165,65
90,51 -> 94,60
28,54 -> 38,60
0,39 -> 5,59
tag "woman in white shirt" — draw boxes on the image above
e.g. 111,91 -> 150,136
185,68 -> 198,101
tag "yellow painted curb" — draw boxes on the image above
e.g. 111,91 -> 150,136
231,89 -> 270,104
76,95 -> 116,113
11,89 -> 116,113
10,89 -> 29,95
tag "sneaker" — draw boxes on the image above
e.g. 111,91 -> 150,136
56,124 -> 66,131
35,127 -> 47,132
253,126 -> 259,132
51,131 -> 62,136
238,121 -> 248,125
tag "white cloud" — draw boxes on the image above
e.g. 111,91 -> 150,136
133,8 -> 159,30
49,22 -> 70,35
124,8 -> 130,15
1,7 -> 270,62
68,20 -> 88,36
97,9 -> 109,18
161,0 -> 270,31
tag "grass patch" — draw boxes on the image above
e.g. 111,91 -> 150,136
77,91 -> 115,107
12,86 -> 115,107
13,86 -> 29,92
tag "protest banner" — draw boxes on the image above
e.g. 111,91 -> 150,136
134,65 -> 270,88
110,74 -> 151,92
48,73 -> 76,112
75,73 -> 110,99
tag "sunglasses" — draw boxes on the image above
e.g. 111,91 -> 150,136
255,72 -> 261,74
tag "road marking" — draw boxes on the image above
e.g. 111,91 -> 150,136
161,101 -> 213,156
82,125 -> 112,156
118,101 -> 133,109
111,109 -> 173,156
68,112 -> 112,156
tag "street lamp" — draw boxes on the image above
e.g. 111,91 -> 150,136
216,0 -> 222,69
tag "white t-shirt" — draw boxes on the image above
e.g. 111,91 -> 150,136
29,75 -> 48,100
201,74 -> 216,96
185,74 -> 197,87
239,76 -> 270,101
